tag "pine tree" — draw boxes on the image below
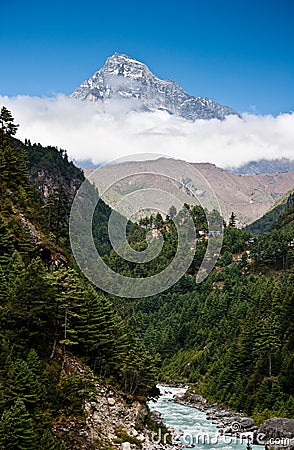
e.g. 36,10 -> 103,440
168,205 -> 177,219
0,109 -> 30,203
9,258 -> 56,349
0,107 -> 18,139
26,349 -> 42,376
0,217 -> 14,264
254,314 -> 281,378
50,268 -> 84,367
74,286 -> 116,372
6,251 -> 25,283
43,182 -> 70,244
39,429 -> 59,450
0,267 -> 9,303
120,333 -> 157,397
229,212 -> 236,227
2,357 -> 45,408
0,399 -> 38,450
154,212 -> 164,228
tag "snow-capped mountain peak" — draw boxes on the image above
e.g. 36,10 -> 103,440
70,53 -> 238,120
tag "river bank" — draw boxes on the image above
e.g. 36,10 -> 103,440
148,386 -> 259,450
171,388 -> 257,437
156,385 -> 294,450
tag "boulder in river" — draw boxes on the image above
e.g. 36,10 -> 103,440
258,418 -> 294,440
240,418 -> 255,429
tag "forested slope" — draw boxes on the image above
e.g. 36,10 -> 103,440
117,202 -> 294,424
246,189 -> 294,235
0,107 -> 158,449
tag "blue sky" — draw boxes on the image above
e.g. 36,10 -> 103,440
1,0 -> 293,115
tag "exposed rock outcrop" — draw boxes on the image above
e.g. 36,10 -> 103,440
53,356 -> 178,449
256,418 -> 294,450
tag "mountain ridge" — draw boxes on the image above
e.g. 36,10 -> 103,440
83,158 -> 294,226
71,53 -> 238,121
245,188 -> 294,234
229,157 -> 294,175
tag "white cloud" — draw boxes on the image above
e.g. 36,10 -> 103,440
1,94 -> 294,167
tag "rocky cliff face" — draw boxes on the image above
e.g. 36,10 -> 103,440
55,386 -> 178,449
52,354 -> 176,450
26,144 -> 84,202
71,53 -> 238,121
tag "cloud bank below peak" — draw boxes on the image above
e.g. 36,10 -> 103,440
1,94 -> 293,168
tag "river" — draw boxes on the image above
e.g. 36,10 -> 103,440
148,385 -> 263,450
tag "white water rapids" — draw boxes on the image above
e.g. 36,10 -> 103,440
148,386 -> 263,450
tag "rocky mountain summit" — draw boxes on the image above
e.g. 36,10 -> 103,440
71,53 -> 238,120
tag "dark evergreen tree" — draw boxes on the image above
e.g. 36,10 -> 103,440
0,106 -> 18,140
0,399 -> 38,450
39,429 -> 59,450
2,357 -> 44,408
44,182 -> 70,244
74,286 -> 116,373
229,211 -> 236,227
168,205 -> 177,219
0,108 -> 31,206
50,268 -> 84,367
8,258 -> 56,350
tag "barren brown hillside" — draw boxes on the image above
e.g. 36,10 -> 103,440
84,158 -> 294,226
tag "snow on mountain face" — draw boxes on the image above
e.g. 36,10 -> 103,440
70,53 -> 238,120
